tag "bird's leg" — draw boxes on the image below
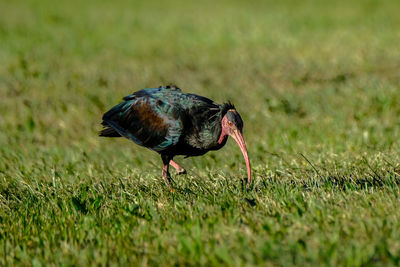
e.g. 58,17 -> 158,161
161,155 -> 173,187
170,160 -> 186,175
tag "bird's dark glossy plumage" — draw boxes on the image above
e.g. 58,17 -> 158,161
100,85 -> 251,187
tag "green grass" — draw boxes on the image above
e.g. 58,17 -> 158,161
1,0 -> 400,265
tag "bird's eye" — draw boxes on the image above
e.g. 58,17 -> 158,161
227,121 -> 233,126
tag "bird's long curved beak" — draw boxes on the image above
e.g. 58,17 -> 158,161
230,129 -> 251,183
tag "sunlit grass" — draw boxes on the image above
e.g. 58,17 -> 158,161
1,0 -> 400,265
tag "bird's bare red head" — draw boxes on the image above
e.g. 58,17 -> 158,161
218,109 -> 251,183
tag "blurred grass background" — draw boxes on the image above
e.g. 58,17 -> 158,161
1,0 -> 400,265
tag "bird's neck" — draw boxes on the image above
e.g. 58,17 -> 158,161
204,113 -> 228,150
183,104 -> 228,150
217,126 -> 228,144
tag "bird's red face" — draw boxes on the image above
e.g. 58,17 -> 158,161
218,109 -> 251,183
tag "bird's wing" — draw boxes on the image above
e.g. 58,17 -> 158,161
101,90 -> 182,152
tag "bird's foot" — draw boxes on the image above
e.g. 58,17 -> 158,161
170,160 -> 186,175
175,167 -> 186,175
162,156 -> 176,191
162,164 -> 172,186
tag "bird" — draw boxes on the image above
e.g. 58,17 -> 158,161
100,85 -> 251,188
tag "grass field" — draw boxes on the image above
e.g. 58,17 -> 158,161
1,0 -> 400,265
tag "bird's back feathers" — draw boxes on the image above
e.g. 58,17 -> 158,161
100,86 -> 232,155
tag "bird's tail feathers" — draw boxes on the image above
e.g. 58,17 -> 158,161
99,123 -> 121,137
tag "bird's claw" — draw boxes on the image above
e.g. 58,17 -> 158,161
175,168 -> 186,175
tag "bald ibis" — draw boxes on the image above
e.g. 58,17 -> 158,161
100,86 -> 251,187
